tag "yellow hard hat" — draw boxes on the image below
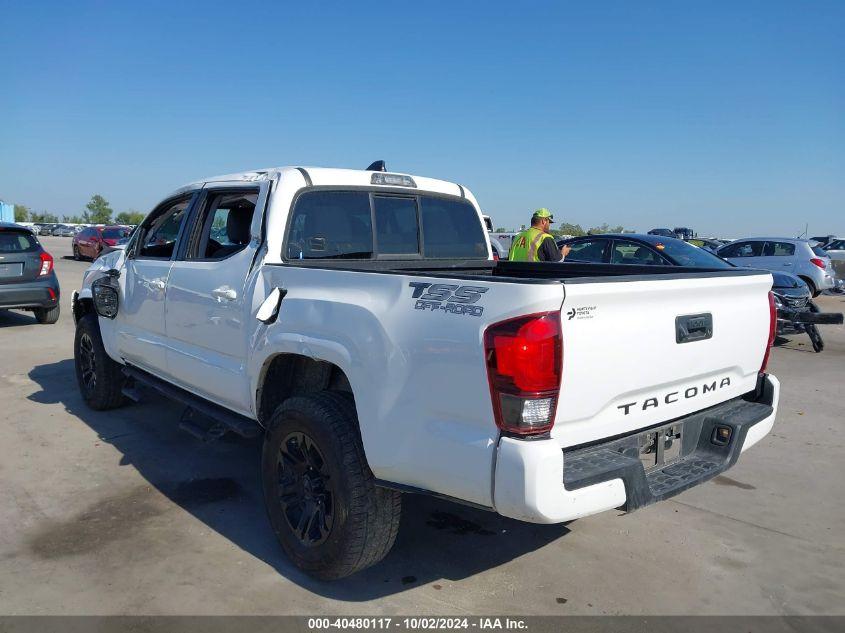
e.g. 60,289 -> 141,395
533,208 -> 554,221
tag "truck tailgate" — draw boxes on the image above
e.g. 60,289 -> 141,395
553,271 -> 773,447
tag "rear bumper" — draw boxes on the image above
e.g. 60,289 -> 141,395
493,374 -> 779,524
818,273 -> 835,290
0,276 -> 60,310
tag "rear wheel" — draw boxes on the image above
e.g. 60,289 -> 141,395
261,391 -> 401,580
74,313 -> 125,409
33,304 -> 60,324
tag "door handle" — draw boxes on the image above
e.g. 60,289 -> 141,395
151,279 -> 166,291
212,287 -> 238,301
783,262 -> 792,266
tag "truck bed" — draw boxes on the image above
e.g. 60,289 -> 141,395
278,258 -> 768,284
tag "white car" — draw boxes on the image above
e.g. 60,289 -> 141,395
822,238 -> 845,280
72,165 -> 780,579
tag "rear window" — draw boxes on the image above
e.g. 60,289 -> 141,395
285,190 -> 487,260
286,191 -> 374,259
374,196 -> 419,255
0,230 -> 38,252
656,239 -> 733,268
811,245 -> 829,257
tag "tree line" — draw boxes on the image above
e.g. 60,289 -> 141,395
13,195 -> 145,225
495,222 -> 630,236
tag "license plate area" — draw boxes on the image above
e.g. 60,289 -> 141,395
0,263 -> 24,278
637,423 -> 684,472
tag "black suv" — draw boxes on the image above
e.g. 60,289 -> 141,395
0,223 -> 61,324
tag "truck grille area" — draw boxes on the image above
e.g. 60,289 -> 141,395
562,390 -> 774,512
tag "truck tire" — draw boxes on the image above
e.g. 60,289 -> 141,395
261,391 -> 401,580
74,313 -> 125,410
34,304 -> 60,324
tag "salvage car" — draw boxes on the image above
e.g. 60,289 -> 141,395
771,272 -> 843,352
72,165 -> 781,579
73,225 -> 132,260
0,223 -> 60,323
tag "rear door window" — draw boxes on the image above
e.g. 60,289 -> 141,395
189,190 -> 258,260
565,239 -> 609,263
763,241 -> 795,256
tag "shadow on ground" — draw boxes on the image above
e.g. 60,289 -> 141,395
0,309 -> 37,328
27,358 -> 570,600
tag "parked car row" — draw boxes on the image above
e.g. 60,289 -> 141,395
25,223 -> 137,238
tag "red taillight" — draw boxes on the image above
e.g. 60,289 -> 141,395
760,291 -> 777,374
492,252 -> 500,261
484,312 -> 562,435
38,251 -> 54,276
810,258 -> 826,270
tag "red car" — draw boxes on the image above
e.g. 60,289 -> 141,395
72,225 -> 131,260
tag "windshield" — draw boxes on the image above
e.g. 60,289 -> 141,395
656,239 -> 733,268
102,228 -> 129,239
771,272 -> 799,288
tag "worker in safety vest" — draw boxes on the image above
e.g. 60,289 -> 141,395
508,208 -> 570,262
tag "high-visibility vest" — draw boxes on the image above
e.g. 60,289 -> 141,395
509,227 -> 554,261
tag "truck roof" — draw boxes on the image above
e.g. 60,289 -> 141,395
177,166 -> 469,200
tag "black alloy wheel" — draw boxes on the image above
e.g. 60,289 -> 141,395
276,431 -> 334,546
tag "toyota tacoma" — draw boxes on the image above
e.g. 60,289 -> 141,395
72,165 -> 780,579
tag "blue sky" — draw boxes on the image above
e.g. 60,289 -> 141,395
1,1 -> 842,237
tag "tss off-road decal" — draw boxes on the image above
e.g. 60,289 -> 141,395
408,282 -> 489,317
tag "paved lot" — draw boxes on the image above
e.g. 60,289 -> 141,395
1,236 -> 843,615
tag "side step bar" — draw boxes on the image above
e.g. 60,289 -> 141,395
122,365 -> 262,439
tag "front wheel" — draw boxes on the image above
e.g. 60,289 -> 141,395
73,245 -> 81,261
261,391 -> 401,580
800,277 -> 819,298
74,314 -> 125,409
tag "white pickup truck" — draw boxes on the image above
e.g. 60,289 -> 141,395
72,165 -> 780,580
